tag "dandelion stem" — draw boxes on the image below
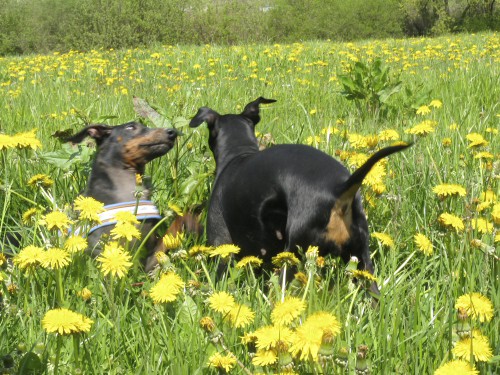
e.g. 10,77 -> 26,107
281,264 -> 287,302
179,258 -> 199,281
132,216 -> 170,266
302,269 -> 314,302
200,259 -> 215,290
54,334 -> 62,375
55,269 -> 65,306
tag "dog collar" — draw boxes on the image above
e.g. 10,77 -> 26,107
73,200 -> 162,237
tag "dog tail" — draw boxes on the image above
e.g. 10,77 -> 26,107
335,143 -> 412,212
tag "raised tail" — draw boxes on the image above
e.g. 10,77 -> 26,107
335,143 -> 412,214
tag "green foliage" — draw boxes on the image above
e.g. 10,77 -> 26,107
1,0 -> 498,56
0,33 -> 499,374
338,58 -> 402,118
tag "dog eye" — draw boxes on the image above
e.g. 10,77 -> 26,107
125,124 -> 136,131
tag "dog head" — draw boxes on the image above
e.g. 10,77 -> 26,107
189,97 -> 276,154
65,122 -> 178,171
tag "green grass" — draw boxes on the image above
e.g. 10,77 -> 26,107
0,32 -> 499,374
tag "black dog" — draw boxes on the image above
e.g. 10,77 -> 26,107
66,122 -> 177,271
190,97 -> 411,294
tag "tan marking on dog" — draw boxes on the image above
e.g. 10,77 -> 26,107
324,203 -> 352,246
122,133 -> 159,168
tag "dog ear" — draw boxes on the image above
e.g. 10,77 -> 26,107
241,97 -> 277,125
189,107 -> 219,128
64,124 -> 113,145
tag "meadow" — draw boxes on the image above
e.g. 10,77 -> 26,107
0,32 -> 499,374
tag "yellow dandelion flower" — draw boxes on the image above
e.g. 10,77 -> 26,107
378,129 -> 400,141
236,256 -> 263,269
348,133 -> 368,149
12,130 -> 42,150
227,304 -> 255,328
351,269 -> 377,282
64,235 -> 88,254
414,233 -> 433,256
39,248 -> 71,270
452,330 -> 493,362
78,287 -> 92,301
27,174 -> 54,188
271,296 -> 306,326
22,207 -> 39,224
432,184 -> 466,198
13,245 -> 44,270
294,271 -> 308,286
208,291 -> 236,314
320,126 -> 340,136
272,252 -> 300,268
150,272 -> 184,304
365,135 -> 379,148
474,151 -> 493,159
364,160 -> 387,188
290,311 -> 341,361
438,213 -> 465,232
74,196 -> 104,222
429,99 -> 443,108
442,138 -> 452,147
478,190 -> 496,203
188,245 -> 212,258
42,308 -> 93,335
168,203 -> 184,216
405,120 -> 437,136
0,134 -> 17,150
466,133 -> 488,148
209,244 -> 240,259
434,360 -> 478,375
253,325 -> 295,351
207,352 -> 237,373
162,232 -> 184,250
492,203 -> 500,224
449,123 -> 459,131
371,232 -> 394,247
252,349 -> 278,366
110,222 -> 141,241
41,211 -> 72,231
475,201 -> 491,212
113,211 -> 139,225
96,242 -> 133,278
455,293 -> 493,322
305,135 -> 321,145
470,217 -> 493,234
200,316 -> 216,333
416,105 -> 431,115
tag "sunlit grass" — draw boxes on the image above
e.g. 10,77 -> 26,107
0,32 -> 499,374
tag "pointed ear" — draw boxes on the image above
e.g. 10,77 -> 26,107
241,97 -> 276,125
189,107 -> 219,128
64,124 -> 113,144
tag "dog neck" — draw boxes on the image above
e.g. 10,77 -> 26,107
212,128 -> 259,178
85,159 -> 150,205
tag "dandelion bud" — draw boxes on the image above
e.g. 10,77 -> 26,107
456,308 -> 472,339
355,345 -> 370,374
79,287 -> 92,302
335,346 -> 349,368
155,251 -> 169,266
200,316 -> 216,333
346,256 -> 359,273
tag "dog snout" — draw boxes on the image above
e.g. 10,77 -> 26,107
166,128 -> 178,140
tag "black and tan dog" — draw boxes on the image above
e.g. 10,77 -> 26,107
66,122 -> 178,271
190,97 -> 411,294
